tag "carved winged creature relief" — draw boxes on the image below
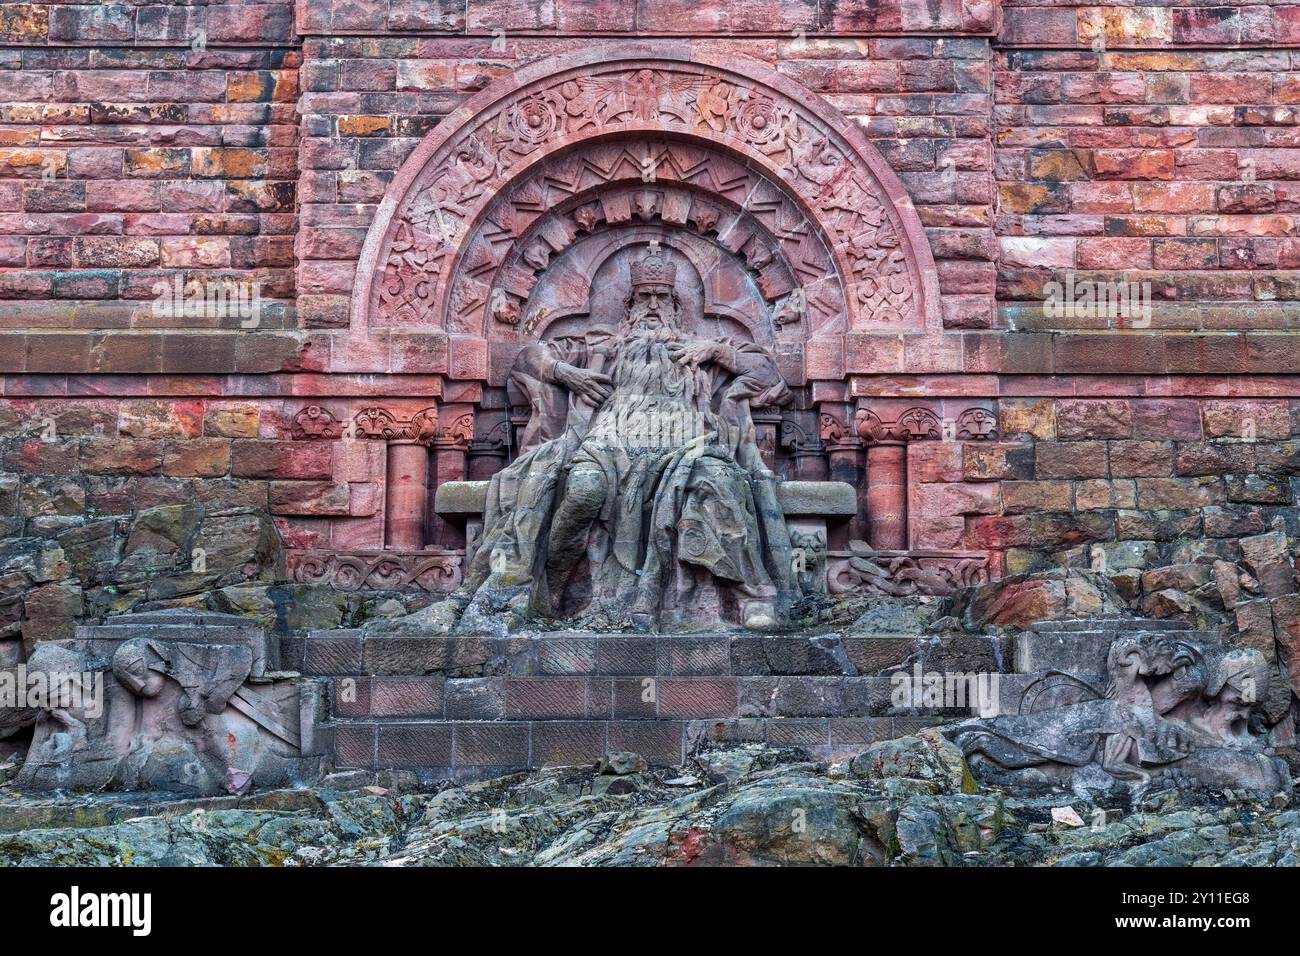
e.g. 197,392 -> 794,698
948,632 -> 1290,799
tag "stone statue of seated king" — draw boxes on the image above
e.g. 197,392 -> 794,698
435,243 -> 797,632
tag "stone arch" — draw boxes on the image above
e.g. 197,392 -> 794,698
351,44 -> 942,384
443,136 -> 844,340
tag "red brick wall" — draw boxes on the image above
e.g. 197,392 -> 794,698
0,0 -> 1296,618
912,395 -> 1300,581
929,0 -> 1300,578
0,2 -> 299,326
997,3 -> 1300,332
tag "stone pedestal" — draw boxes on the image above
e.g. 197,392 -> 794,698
13,610 -> 327,796
291,628 -> 1010,778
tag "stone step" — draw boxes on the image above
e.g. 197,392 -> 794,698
287,629 -> 1012,680
1014,627 -> 1222,676
302,629 -> 1001,776
324,673 -> 975,722
328,714 -> 946,776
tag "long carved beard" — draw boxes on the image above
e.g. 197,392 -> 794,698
613,299 -> 691,399
590,319 -> 711,450
582,299 -> 716,451
611,333 -> 690,401
620,299 -> 684,339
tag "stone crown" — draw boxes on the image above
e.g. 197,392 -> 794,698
630,247 -> 676,288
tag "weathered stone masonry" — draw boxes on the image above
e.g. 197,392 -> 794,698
1,1 -> 1300,776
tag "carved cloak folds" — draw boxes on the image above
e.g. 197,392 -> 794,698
457,327 -> 795,626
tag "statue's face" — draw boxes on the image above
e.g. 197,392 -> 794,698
1223,667 -> 1265,707
628,284 -> 677,331
112,641 -> 168,698
115,654 -> 166,698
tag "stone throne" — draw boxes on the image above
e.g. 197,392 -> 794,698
281,49 -> 999,605
438,236 -> 856,629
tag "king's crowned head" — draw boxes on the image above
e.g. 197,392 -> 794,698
630,242 -> 676,289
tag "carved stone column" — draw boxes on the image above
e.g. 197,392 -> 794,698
467,415 -> 511,480
385,441 -> 429,550
865,442 -> 908,550
780,414 -> 828,481
751,409 -> 782,472
430,411 -> 474,548
353,405 -> 439,551
852,403 -> 1001,553
819,408 -> 864,548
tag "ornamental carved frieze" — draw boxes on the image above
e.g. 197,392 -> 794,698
435,412 -> 474,449
477,175 -> 836,339
287,549 -> 463,593
826,546 -> 991,598
357,50 -> 940,348
818,410 -> 857,446
471,417 -> 512,456
854,406 -> 1000,444
291,405 -> 341,440
290,404 -> 440,445
779,416 -> 823,458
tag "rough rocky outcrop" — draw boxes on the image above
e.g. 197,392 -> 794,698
0,502 -> 438,657
3,741 -> 1297,867
945,568 -> 1125,632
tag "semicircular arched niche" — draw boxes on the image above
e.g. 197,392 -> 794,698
351,44 -> 942,388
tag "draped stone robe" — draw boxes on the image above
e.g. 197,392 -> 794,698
459,325 -> 795,626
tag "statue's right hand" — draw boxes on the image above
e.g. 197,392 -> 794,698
555,362 -> 613,404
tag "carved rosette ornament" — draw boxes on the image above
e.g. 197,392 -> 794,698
355,48 -> 940,349
855,405 -> 1000,444
290,405 -> 440,446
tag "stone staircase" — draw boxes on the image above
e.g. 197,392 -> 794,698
282,629 -> 1012,779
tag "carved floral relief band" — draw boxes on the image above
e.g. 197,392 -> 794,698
287,549 -> 464,593
826,548 -> 991,598
855,405 -> 999,444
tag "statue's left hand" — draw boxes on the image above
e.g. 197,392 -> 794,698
667,341 -> 719,366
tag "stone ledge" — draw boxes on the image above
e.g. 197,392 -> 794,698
74,608 -> 281,679
434,479 -> 858,516
330,714 -> 946,774
295,630 -> 1012,678
778,480 -> 858,515
1014,618 -> 1221,676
